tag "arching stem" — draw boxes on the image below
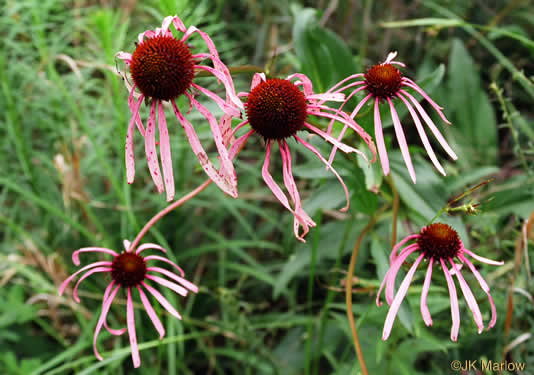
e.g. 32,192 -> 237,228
345,205 -> 388,375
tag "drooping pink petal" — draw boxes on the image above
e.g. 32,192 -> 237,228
127,86 -> 145,136
192,53 -> 211,61
171,99 -> 238,198
382,253 -> 425,340
192,65 -> 243,110
401,79 -> 450,124
389,234 -> 420,264
400,90 -> 457,161
146,275 -> 188,296
385,244 -> 419,305
459,254 -> 497,328
102,283 -> 127,336
138,29 -> 156,44
191,83 -> 241,118
59,261 -> 113,296
463,248 -> 504,266
136,242 -> 167,255
306,93 -> 345,102
140,281 -> 182,319
279,141 -> 314,241
323,74 -> 365,95
116,51 -> 132,64
144,255 -> 185,277
126,288 -> 141,368
186,93 -> 237,196
147,266 -> 199,293
137,286 -> 165,339
387,97 -> 416,183
306,105 -> 375,161
145,100 -> 164,193
251,73 -> 267,90
286,73 -> 314,97
420,257 -> 434,326
228,129 -> 254,160
397,92 -> 445,176
261,141 -> 294,215
171,16 -> 187,33
450,259 -> 484,333
374,98 -> 390,176
93,282 -> 120,361
157,100 -> 175,201
327,90 -> 371,164
295,135 -> 350,212
304,123 -> 367,157
326,85 -> 367,135
72,248 -> 117,265
73,267 -> 112,303
440,258 -> 460,341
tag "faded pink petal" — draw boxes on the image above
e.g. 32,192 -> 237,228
59,261 -> 112,296
251,73 -> 267,90
400,90 -> 457,161
145,100 -> 164,193
137,286 -> 165,339
146,274 -> 188,296
147,266 -> 199,293
450,259 -> 484,333
387,97 -> 416,183
420,257 -> 434,326
73,267 -> 112,303
126,288 -> 141,368
382,253 -> 425,340
441,258 -> 460,341
102,284 -> 127,336
397,92 -> 446,176
136,242 -> 167,255
295,135 -> 350,212
171,99 -> 238,198
463,248 -> 504,266
389,234 -> 419,264
93,283 -> 120,361
144,255 -> 185,277
72,248 -> 117,265
141,281 -> 182,319
128,86 -> 145,136
401,78 -> 450,124
157,100 -> 175,201
385,244 -> 419,305
187,93 -> 237,195
374,98 -> 390,176
191,83 -> 241,118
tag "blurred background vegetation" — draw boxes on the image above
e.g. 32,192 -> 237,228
0,0 -> 533,374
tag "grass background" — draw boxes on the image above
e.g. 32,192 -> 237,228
0,0 -> 533,374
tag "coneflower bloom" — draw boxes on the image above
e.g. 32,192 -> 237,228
325,52 -> 457,183
59,239 -> 198,368
376,223 -> 503,341
116,15 -> 243,201
227,73 -> 376,241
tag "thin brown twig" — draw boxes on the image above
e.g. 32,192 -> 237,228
345,205 -> 389,375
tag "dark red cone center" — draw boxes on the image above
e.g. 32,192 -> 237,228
245,79 -> 308,140
417,223 -> 461,260
364,63 -> 402,99
130,35 -> 195,101
111,252 -> 147,287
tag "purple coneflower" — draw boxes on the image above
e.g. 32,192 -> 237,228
227,73 -> 376,242
326,52 -> 457,183
376,223 -> 503,341
59,239 -> 198,368
116,15 -> 243,201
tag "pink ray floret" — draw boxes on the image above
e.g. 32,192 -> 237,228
376,223 -> 503,341
59,239 -> 198,368
324,51 -> 457,183
116,15 -> 242,201
232,73 -> 376,242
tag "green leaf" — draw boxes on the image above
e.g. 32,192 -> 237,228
291,5 -> 357,92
